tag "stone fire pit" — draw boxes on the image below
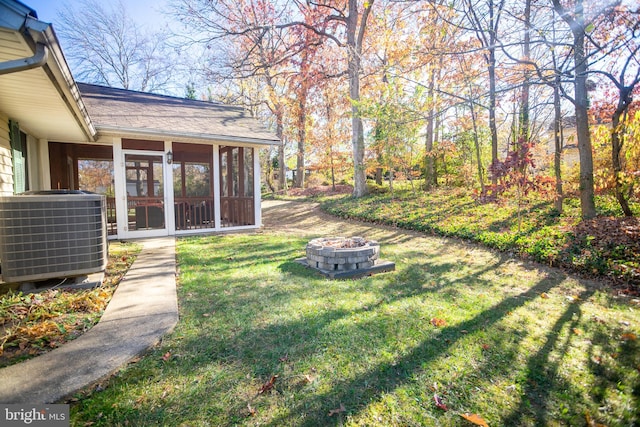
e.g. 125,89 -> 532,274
297,236 -> 395,279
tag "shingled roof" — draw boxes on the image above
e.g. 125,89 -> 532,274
77,83 -> 279,146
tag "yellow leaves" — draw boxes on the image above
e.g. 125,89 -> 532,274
17,320 -> 60,340
585,410 -> 608,427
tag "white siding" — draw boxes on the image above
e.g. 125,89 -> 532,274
0,113 -> 13,196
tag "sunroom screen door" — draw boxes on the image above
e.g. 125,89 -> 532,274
124,153 -> 166,232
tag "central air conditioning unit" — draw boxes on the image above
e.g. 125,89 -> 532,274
0,190 -> 107,283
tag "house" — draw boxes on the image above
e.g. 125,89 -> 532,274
0,0 -> 280,241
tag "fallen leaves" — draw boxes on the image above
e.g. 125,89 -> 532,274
258,375 -> 278,395
621,332 -> 637,341
430,317 -> 447,327
247,403 -> 256,417
585,410 -> 608,427
328,403 -> 346,417
461,412 -> 489,426
433,393 -> 448,411
0,244 -> 140,368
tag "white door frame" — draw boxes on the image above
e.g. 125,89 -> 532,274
115,146 -> 171,239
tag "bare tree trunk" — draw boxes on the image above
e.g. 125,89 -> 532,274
519,0 -> 531,143
573,17 -> 596,218
424,64 -> 436,190
274,108 -> 286,192
487,0 -> 502,186
553,77 -> 564,212
330,148 -> 337,191
553,0 -> 596,219
264,146 -> 276,193
612,89 -> 633,216
295,96 -> 306,189
347,0 -> 373,198
470,100 -> 485,193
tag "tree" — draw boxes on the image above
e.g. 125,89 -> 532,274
335,0 -> 375,197
57,0 -> 174,92
590,5 -> 639,216
551,0 -> 598,218
459,0 -> 506,186
364,77 -> 422,195
171,0 -> 294,191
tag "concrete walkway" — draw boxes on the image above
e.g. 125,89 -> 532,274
0,237 -> 178,404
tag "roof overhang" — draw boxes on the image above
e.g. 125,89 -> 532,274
0,0 -> 96,142
96,125 -> 281,147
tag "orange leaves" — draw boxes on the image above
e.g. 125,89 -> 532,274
461,413 -> 489,426
621,332 -> 637,341
430,317 -> 447,327
432,387 -> 489,425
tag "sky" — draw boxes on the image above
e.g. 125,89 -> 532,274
24,0 -> 172,31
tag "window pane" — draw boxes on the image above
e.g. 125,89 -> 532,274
78,160 -> 114,195
244,147 -> 254,197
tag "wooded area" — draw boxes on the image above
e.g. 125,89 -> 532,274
59,0 -> 639,218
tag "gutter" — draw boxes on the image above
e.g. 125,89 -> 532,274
0,41 -> 48,75
2,10 -> 97,141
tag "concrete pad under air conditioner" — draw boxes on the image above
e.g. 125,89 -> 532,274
17,272 -> 105,294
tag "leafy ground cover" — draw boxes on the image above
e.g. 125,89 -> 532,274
0,241 -> 141,368
319,187 -> 639,295
69,204 -> 639,426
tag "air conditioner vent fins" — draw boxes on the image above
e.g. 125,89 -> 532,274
0,193 -> 107,283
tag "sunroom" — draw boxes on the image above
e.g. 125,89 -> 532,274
48,83 -> 278,239
0,0 -> 279,241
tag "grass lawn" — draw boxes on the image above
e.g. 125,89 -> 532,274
69,213 -> 640,426
321,187 -> 639,291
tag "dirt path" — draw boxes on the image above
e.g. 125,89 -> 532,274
261,199 -> 434,242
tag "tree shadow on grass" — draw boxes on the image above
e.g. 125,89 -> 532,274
260,274 -> 571,426
72,233 -> 600,426
176,256 -> 569,425
499,286 -> 595,425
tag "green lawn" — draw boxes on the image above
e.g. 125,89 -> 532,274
321,188 -> 639,289
70,229 -> 639,426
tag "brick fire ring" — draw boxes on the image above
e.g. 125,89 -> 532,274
297,236 -> 395,279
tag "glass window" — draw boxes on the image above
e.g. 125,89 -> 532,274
78,160 -> 114,196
